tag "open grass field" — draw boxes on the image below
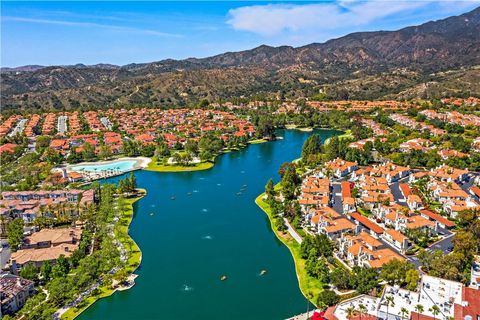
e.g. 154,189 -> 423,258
145,157 -> 214,172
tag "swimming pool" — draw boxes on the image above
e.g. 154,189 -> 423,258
71,160 -> 138,173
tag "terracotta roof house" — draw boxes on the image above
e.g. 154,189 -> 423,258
0,274 -> 34,316
0,143 -> 18,154
11,226 -> 83,271
324,158 -> 358,178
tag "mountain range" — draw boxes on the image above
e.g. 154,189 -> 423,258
2,6 -> 480,111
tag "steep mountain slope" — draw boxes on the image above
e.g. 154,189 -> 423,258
2,7 -> 479,110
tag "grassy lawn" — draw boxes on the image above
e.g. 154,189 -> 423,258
337,129 -> 353,140
324,130 -> 353,145
255,194 -> 323,306
357,207 -> 372,217
61,286 -> 115,320
285,124 -> 314,131
115,189 -> 146,273
61,190 -> 145,320
145,157 -> 214,172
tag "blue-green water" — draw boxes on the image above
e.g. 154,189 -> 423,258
71,160 -> 137,172
78,129 -> 339,320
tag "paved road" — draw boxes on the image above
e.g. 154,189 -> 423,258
57,115 -> 68,135
8,118 -> 28,137
428,230 -> 454,254
0,241 -> 11,270
458,174 -> 480,203
331,181 -> 343,214
100,117 -> 113,131
390,181 -> 408,207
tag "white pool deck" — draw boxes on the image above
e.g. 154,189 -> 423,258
60,157 -> 151,181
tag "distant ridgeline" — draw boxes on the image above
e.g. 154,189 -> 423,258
1,7 -> 480,111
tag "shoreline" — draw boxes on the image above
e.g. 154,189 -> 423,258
255,193 -> 323,307
61,189 -> 146,320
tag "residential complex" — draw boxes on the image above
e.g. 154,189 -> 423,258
324,274 -> 479,320
11,226 -> 83,271
298,159 -> 478,270
0,189 -> 94,226
0,274 -> 35,316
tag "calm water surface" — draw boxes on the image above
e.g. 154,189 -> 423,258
78,129 -> 339,320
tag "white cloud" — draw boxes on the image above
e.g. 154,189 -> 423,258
2,16 -> 183,38
227,1 -> 479,36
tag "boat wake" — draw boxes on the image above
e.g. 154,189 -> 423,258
202,235 -> 212,240
182,284 -> 194,292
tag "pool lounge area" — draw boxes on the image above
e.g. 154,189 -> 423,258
66,157 -> 151,181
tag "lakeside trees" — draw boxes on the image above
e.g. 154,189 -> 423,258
380,259 -> 418,289
279,162 -> 300,201
301,134 -> 323,165
6,218 -> 24,251
418,209 -> 479,284
117,173 -> 137,194
14,182 -> 128,319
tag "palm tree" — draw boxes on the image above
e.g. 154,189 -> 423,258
400,307 -> 409,320
385,295 -> 395,320
305,292 -> 313,319
414,304 -> 424,320
346,306 -> 356,320
359,304 -> 367,319
429,305 -> 440,320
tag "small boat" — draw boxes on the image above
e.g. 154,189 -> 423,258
171,196 -> 176,200
220,275 -> 227,281
150,213 -> 154,216
236,192 -> 242,196
260,270 -> 267,276
187,192 -> 192,196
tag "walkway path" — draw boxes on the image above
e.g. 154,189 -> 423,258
285,218 -> 303,244
287,310 -> 320,320
53,200 -> 129,319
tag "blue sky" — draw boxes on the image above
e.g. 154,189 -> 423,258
1,1 -> 479,67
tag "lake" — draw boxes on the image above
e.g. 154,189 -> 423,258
77,129 -> 339,320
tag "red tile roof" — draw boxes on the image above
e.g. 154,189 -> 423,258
420,209 -> 455,228
0,143 -> 18,154
471,186 -> 480,198
399,183 -> 411,197
341,181 -> 352,198
454,287 -> 480,320
350,212 -> 384,234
